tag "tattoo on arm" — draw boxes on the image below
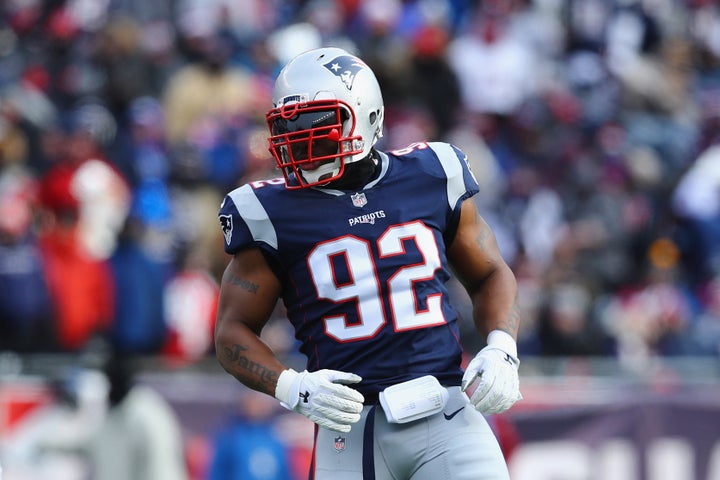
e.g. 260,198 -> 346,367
497,297 -> 521,338
225,273 -> 259,294
475,217 -> 491,252
221,343 -> 278,391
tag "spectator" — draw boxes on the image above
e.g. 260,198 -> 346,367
672,144 -> 720,282
162,28 -> 255,159
0,164 -> 54,352
597,258 -> 699,366
538,282 -> 615,357
208,390 -> 292,480
37,216 -> 114,352
36,107 -> 129,352
108,217 -> 168,355
689,275 -> 720,356
87,353 -> 188,480
162,244 -> 219,363
447,3 -> 543,117
90,16 -> 163,116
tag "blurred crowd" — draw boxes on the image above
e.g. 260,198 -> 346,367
1,0 -> 720,373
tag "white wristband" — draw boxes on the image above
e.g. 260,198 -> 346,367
275,368 -> 299,408
487,330 -> 518,358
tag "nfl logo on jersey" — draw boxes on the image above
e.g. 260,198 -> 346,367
334,436 -> 346,452
351,192 -> 367,207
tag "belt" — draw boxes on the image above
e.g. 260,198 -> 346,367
362,391 -> 379,405
361,382 -> 459,406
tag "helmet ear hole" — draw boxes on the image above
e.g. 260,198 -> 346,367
369,111 -> 377,125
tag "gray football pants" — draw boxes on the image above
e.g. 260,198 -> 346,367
312,387 -> 510,480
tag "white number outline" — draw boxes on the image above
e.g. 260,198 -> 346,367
390,141 -> 428,156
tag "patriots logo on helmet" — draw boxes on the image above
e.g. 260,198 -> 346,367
324,55 -> 366,90
219,214 -> 233,244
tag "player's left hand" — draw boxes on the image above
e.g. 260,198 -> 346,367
461,344 -> 522,415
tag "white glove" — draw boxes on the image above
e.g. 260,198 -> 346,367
461,330 -> 522,415
275,368 -> 365,432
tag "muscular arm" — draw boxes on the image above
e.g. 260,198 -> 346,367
447,199 -> 520,340
215,246 -> 365,432
214,247 -> 285,396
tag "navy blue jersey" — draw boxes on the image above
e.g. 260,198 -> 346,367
218,142 -> 479,398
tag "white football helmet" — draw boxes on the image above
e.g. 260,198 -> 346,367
266,47 -> 384,189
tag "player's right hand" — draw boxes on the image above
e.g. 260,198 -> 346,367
275,368 -> 365,432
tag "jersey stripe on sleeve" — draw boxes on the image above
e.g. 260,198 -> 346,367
428,142 -> 472,210
228,185 -> 278,249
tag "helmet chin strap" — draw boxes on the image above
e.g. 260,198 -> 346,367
299,159 -> 342,185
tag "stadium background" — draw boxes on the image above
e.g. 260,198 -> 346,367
0,0 -> 719,479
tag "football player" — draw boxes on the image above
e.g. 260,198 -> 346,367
215,46 -> 522,479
